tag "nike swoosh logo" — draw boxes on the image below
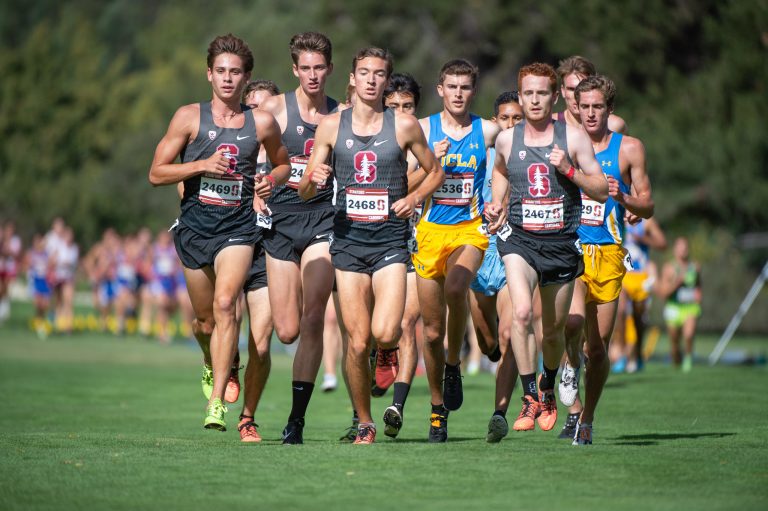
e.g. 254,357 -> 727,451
384,255 -> 398,261
315,233 -> 329,239
373,140 -> 388,147
228,238 -> 244,242
558,272 -> 571,278
545,153 -> 551,158
293,386 -> 304,391
236,135 -> 250,140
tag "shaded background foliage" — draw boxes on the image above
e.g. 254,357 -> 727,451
1,0 -> 766,331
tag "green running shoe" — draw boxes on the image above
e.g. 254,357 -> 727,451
204,398 -> 227,431
201,364 -> 213,400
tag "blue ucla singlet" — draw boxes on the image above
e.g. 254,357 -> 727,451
421,113 -> 487,224
578,132 -> 629,244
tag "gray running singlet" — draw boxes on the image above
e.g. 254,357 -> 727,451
506,120 -> 581,236
269,91 -> 338,210
332,108 -> 408,244
179,102 -> 260,235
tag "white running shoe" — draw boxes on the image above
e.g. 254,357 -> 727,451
572,421 -> 593,445
486,414 -> 509,443
321,373 -> 338,392
558,362 -> 580,407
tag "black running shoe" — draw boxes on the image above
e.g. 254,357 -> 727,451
488,343 -> 502,363
558,413 -> 580,440
442,369 -> 464,411
371,384 -> 388,397
383,405 -> 403,438
281,418 -> 305,445
428,410 -> 448,443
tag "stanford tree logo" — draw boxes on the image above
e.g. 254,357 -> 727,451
354,151 -> 377,184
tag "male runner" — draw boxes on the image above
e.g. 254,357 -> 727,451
237,79 -> 281,442
612,217 -> 666,373
659,236 -> 702,372
558,75 -> 654,445
554,56 -> 627,134
380,72 -> 424,438
414,59 -> 499,442
300,47 -> 444,444
485,63 -> 607,437
258,33 -> 338,444
470,91 -> 523,443
149,34 -> 290,431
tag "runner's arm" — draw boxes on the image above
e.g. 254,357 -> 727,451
254,110 -> 291,199
149,105 -> 229,186
485,129 -> 512,232
564,128 -> 608,202
299,115 -> 338,201
392,115 -> 444,218
615,137 -> 653,219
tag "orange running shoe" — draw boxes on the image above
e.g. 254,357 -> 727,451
224,365 -> 242,403
537,375 -> 558,431
375,348 -> 399,391
512,395 -> 541,431
238,416 -> 262,443
353,423 -> 376,445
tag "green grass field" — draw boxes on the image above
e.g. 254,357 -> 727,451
1,303 -> 767,511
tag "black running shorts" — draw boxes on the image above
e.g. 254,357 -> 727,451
330,237 -> 410,275
497,227 -> 584,287
173,222 -> 259,270
262,207 -> 333,263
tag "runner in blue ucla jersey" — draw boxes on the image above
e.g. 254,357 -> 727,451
554,56 -> 627,135
413,59 -> 501,442
149,34 -> 290,432
299,47 -> 444,444
258,33 -> 339,445
559,75 -> 654,445
485,63 -> 608,439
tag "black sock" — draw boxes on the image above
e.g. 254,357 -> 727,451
233,350 -> 240,368
431,403 -> 447,416
521,373 -> 538,401
445,362 -> 460,375
540,364 -> 558,390
352,409 -> 359,423
392,382 -> 410,411
288,381 -> 315,421
493,409 -> 506,418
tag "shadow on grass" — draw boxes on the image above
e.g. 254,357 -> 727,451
612,432 -> 736,445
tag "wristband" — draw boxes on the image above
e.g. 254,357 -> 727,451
264,174 -> 276,189
565,166 -> 576,180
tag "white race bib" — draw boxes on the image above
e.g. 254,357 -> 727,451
433,172 -> 474,206
199,173 -> 243,206
287,156 -> 308,189
522,197 -> 564,232
496,222 -> 512,241
346,188 -> 389,222
580,193 -> 604,226
287,156 -> 328,190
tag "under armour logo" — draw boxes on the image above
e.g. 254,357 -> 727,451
469,143 -> 479,149
602,160 -> 612,167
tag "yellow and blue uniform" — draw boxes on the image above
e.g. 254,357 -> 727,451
623,220 -> 653,302
414,114 -> 489,279
578,132 -> 630,303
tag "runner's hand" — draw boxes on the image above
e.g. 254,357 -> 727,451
202,149 -> 230,175
433,137 -> 450,160
550,144 -> 569,175
310,163 -> 332,185
392,195 -> 416,219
